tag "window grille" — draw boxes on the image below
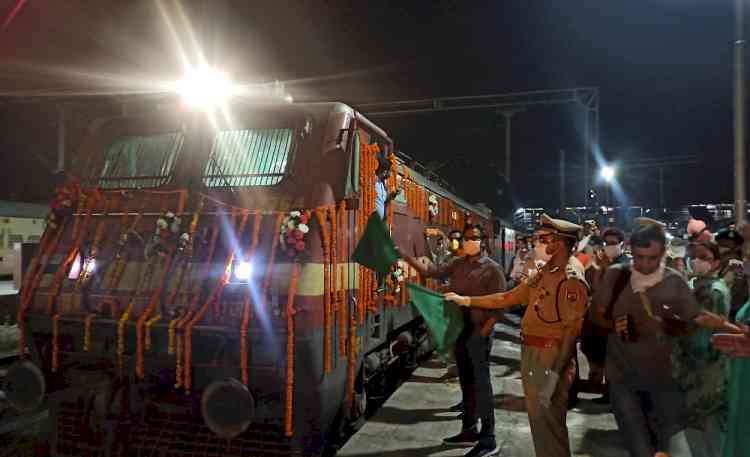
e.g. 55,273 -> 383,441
97,132 -> 183,188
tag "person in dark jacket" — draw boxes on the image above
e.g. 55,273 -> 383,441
397,224 -> 506,457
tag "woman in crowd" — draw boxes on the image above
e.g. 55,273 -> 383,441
671,240 -> 730,456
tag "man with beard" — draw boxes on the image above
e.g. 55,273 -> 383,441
591,221 -> 744,456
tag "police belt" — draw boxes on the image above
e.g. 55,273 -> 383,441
521,334 -> 561,349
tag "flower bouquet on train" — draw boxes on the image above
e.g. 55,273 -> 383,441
146,211 -> 182,257
280,210 -> 310,260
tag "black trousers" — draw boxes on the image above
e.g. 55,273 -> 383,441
454,323 -> 495,440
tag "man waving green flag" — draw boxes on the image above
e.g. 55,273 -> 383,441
352,212 -> 400,275
406,282 -> 464,357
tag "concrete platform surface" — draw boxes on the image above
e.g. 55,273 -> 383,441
338,315 -> 627,457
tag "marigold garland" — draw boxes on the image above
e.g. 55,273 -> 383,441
135,244 -> 177,379
144,314 -> 161,351
51,314 -> 60,372
117,302 -> 133,373
174,310 -> 193,389
83,313 -> 95,352
183,211 -> 240,393
176,222 -> 219,388
17,220 -> 67,358
167,316 -> 178,355
240,211 -> 265,386
285,262 -> 300,437
315,208 -> 332,374
46,192 -> 98,315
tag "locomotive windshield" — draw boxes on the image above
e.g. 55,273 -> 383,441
97,131 -> 184,189
202,127 -> 294,187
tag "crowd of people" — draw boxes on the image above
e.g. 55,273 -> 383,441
393,209 -> 750,457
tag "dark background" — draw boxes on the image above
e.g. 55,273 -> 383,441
0,0 -> 742,217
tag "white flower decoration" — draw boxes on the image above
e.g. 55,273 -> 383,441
287,221 -> 296,229
157,218 -> 168,230
428,195 -> 438,204
180,233 -> 190,241
165,211 -> 175,219
290,211 -> 301,218
298,223 -> 309,234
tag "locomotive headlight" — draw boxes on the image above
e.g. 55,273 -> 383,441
68,254 -> 96,279
174,66 -> 236,109
233,260 -> 254,282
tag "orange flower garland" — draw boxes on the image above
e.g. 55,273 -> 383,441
144,314 -> 161,351
315,208 -> 332,374
183,211 -> 240,393
17,220 -> 67,358
240,211 -> 266,386
167,315 -> 179,355
176,222 -> 219,388
285,262 -> 300,437
173,310 -> 192,388
135,250 -> 176,379
83,313 -> 95,352
51,314 -> 60,372
46,192 -> 98,315
117,302 -> 133,373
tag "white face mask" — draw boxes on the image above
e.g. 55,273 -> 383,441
603,244 -> 622,260
630,263 -> 666,293
534,242 -> 552,262
691,259 -> 713,276
463,240 -> 481,256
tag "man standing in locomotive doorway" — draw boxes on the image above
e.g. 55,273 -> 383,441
375,153 -> 400,221
445,214 -> 589,457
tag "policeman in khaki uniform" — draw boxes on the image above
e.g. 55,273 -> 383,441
446,214 -> 589,457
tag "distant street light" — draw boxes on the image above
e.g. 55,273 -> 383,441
600,165 -> 616,183
600,165 -> 616,207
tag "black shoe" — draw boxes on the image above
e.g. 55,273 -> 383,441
443,426 -> 480,445
464,441 -> 500,457
449,401 -> 464,412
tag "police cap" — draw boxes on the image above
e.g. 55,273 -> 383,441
537,214 -> 582,240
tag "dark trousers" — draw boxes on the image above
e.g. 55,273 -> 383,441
455,323 -> 495,440
609,381 -> 689,457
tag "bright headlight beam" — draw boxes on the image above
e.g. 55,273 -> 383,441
234,260 -> 254,282
174,66 -> 235,109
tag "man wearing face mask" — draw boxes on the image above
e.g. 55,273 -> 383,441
397,224 -> 505,457
589,220 -> 744,457
581,227 -> 628,405
444,214 -> 589,457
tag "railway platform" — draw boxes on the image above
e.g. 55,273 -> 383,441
337,314 -> 628,457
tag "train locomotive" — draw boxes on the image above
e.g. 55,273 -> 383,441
6,100 -> 511,456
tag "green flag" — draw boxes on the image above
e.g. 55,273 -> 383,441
406,282 -> 465,357
352,212 -> 400,275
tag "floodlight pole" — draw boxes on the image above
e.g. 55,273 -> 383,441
735,0 -> 747,225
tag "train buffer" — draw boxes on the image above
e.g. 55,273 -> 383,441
337,314 -> 627,457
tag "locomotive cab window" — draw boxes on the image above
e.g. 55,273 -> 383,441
96,132 -> 184,189
203,128 -> 294,187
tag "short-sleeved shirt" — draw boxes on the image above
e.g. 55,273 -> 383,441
428,255 -> 506,326
504,259 -> 589,338
375,180 -> 387,219
595,265 -> 701,388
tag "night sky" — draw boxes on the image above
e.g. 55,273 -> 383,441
0,0 -> 743,217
